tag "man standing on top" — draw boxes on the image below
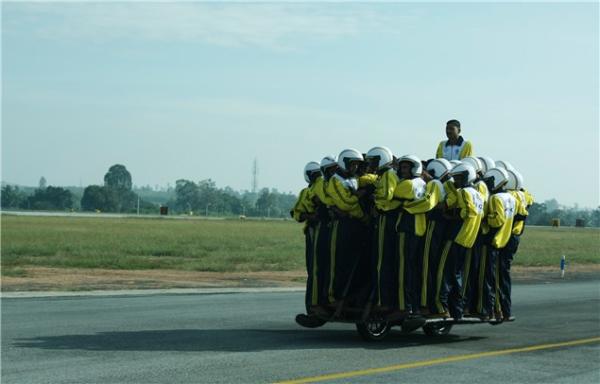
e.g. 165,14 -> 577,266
436,119 -> 473,160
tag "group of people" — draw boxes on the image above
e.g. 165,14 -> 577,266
290,120 -> 534,328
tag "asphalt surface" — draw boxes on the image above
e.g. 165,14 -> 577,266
2,280 -> 599,383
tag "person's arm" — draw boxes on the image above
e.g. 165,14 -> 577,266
393,179 -> 415,200
375,171 -> 397,202
327,177 -> 359,211
404,181 -> 442,214
459,141 -> 473,159
291,188 -> 310,222
486,195 -> 506,228
436,142 -> 443,158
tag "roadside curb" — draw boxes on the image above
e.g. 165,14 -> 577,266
1,286 -> 305,299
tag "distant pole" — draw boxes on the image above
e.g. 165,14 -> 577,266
252,158 -> 258,193
560,255 -> 566,278
137,196 -> 140,215
206,203 -> 210,217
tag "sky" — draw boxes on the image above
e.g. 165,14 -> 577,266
2,1 -> 599,207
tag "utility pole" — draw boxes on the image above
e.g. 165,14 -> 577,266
252,158 -> 258,193
137,195 -> 140,215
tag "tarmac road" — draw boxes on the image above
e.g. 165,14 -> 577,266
2,280 -> 599,383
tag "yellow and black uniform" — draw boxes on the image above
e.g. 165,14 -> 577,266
487,192 -> 518,318
463,180 -> 490,317
372,168 -> 402,309
325,173 -> 368,304
438,186 -> 484,318
291,186 -> 318,312
394,177 -> 426,313
309,175 -> 335,308
435,136 -> 473,161
403,179 -> 449,314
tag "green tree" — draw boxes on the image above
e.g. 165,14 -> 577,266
1,185 -> 27,209
104,164 -> 132,191
174,179 -> 199,213
81,185 -> 106,211
27,186 -> 73,210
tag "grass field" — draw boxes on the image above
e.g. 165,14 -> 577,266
1,215 -> 598,277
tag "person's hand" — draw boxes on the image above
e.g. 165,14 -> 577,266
421,170 -> 433,182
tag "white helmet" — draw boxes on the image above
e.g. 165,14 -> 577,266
484,167 -> 509,191
426,158 -> 452,180
505,170 -> 518,190
514,170 -> 524,190
365,146 -> 393,170
462,156 -> 483,173
398,155 -> 423,177
337,148 -> 364,171
449,163 -> 476,184
496,160 -> 516,172
478,156 -> 496,173
320,155 -> 337,171
304,161 -> 321,183
450,160 -> 462,167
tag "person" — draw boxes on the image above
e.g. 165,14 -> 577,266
435,120 -> 474,161
325,149 -> 369,308
459,156 -> 490,318
500,169 -> 531,321
308,156 -> 338,311
483,167 -> 518,321
437,163 -> 484,319
403,158 -> 452,316
292,162 -> 325,328
365,146 -> 400,312
392,155 -> 427,317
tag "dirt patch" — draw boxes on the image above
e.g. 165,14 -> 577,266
0,267 -> 305,292
1,265 -> 598,292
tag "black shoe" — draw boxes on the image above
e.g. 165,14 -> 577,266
295,313 -> 327,328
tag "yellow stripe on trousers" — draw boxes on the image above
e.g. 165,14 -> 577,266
328,221 -> 339,304
377,215 -> 386,306
435,240 -> 453,313
398,232 -> 406,310
477,245 -> 487,313
311,223 -> 320,306
462,248 -> 472,298
421,222 -> 435,306
495,252 -> 501,313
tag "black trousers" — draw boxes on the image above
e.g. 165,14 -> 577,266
496,234 -> 520,317
442,242 -> 469,318
397,230 -> 424,312
327,217 -> 368,305
422,216 -> 449,314
464,240 -> 497,317
309,219 -> 331,308
373,210 -> 400,308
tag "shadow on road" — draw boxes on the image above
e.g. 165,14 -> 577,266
14,328 -> 486,352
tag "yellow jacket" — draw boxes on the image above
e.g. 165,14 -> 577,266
403,179 -> 446,214
475,180 -> 490,234
394,178 -> 427,236
311,176 -> 335,207
454,186 -> 484,248
374,169 -> 402,212
444,180 -> 459,209
436,136 -> 473,160
510,190 -> 529,235
487,192 -> 517,248
359,173 -> 378,188
326,174 -> 364,219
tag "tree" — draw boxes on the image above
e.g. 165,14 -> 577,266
26,186 -> 73,210
104,164 -> 132,191
81,185 -> 107,211
39,177 -> 47,189
174,179 -> 199,213
1,185 -> 27,209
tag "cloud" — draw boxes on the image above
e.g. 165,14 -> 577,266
4,2 -> 406,49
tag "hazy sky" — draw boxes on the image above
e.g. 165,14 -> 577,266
2,1 -> 598,207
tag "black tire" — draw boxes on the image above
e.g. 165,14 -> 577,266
422,323 -> 453,336
356,319 -> 391,342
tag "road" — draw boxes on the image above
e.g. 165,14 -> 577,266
2,280 -> 599,383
